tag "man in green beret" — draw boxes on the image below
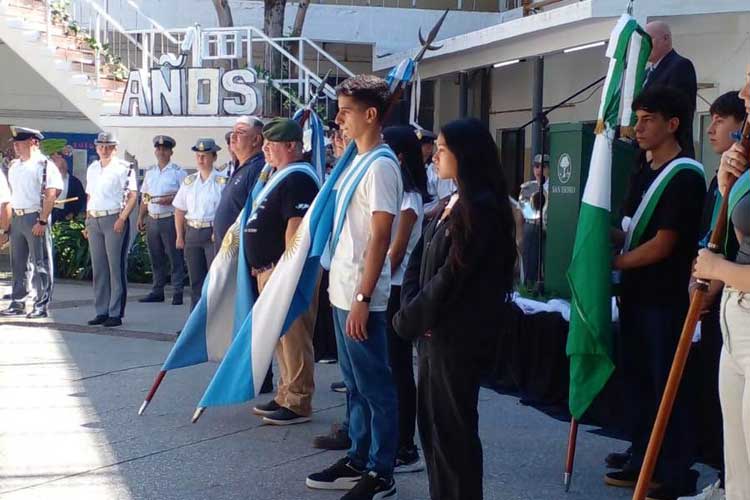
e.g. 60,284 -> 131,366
248,117 -> 321,426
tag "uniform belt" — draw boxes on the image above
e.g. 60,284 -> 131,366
187,220 -> 213,229
13,208 -> 39,216
148,212 -> 174,220
88,209 -> 121,218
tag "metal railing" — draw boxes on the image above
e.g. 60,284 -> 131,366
311,0 -> 506,12
126,25 -> 355,118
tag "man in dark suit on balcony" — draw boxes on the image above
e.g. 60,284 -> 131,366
644,21 -> 698,158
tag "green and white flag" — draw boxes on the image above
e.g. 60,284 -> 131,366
566,13 -> 651,420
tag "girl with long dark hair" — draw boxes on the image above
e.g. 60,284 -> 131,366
394,118 -> 516,500
382,126 -> 430,473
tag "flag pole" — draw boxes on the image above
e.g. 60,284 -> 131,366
138,370 -> 167,415
563,418 -> 579,492
632,112 -> 750,500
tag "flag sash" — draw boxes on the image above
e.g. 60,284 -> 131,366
624,158 -> 705,251
330,145 -> 398,255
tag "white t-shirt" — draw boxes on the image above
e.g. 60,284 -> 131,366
329,154 -> 403,312
424,162 -> 456,212
391,191 -> 424,286
86,158 -> 137,211
8,152 -> 64,210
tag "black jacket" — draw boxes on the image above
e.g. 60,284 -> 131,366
644,49 -> 698,156
52,174 -> 86,223
393,195 -> 512,348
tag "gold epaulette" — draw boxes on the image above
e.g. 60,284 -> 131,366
184,173 -> 197,186
215,175 -> 228,185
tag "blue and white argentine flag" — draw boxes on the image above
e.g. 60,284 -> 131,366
293,107 -> 326,182
194,60 -> 417,408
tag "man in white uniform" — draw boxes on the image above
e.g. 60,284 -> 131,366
137,135 -> 187,305
1,127 -> 63,319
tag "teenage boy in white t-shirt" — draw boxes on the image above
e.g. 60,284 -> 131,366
306,75 -> 403,500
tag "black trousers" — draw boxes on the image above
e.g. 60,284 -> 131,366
417,335 -> 483,500
621,301 -> 696,487
387,285 -> 416,450
312,270 -> 337,361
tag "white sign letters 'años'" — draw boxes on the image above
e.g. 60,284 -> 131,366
119,68 -> 261,117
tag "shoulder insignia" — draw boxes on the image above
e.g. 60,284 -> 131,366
215,164 -> 228,172
184,173 -> 197,186
215,175 -> 228,185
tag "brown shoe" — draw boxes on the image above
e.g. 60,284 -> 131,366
604,469 -> 661,489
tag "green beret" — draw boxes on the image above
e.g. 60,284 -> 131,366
262,118 -> 303,143
40,138 -> 67,156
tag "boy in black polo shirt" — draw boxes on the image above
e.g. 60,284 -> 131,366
605,86 -> 706,500
246,118 -> 320,425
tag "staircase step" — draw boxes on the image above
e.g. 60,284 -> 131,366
54,46 -> 96,65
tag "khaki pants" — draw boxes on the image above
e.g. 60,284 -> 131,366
257,266 -> 318,416
719,287 -> 750,500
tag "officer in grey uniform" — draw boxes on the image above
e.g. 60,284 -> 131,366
84,132 -> 137,327
137,135 -> 187,305
519,153 -> 549,286
173,138 -> 227,310
1,127 -> 63,319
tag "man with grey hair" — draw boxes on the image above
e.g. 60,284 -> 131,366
644,21 -> 698,157
211,115 -> 272,393
212,116 -> 265,250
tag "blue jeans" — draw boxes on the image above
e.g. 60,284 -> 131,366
333,307 -> 398,477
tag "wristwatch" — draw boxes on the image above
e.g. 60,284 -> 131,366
355,293 -> 371,304
36,219 -> 47,226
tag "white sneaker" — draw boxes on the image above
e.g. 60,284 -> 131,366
677,481 -> 725,500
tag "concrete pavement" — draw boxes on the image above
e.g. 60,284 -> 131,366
0,279 -> 714,499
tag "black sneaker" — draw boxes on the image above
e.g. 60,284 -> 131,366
252,399 -> 282,416
312,423 -> 352,450
262,407 -> 311,426
394,446 -> 423,474
0,305 -> 25,316
138,293 -> 164,303
331,381 -> 347,393
172,293 -> 183,305
87,315 -> 109,325
341,471 -> 397,500
306,457 -> 363,491
102,317 -> 122,327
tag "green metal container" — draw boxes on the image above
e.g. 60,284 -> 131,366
543,122 -> 636,299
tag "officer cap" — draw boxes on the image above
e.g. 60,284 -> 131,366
94,132 -> 119,145
191,138 -> 221,153
262,117 -> 303,143
411,126 -> 437,144
9,126 -> 44,142
153,135 -> 176,149
533,154 -> 550,166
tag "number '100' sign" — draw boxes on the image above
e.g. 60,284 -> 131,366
119,68 -> 261,116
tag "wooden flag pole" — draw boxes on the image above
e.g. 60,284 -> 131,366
563,418 -> 579,492
632,115 -> 750,500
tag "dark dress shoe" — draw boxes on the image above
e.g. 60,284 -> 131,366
138,293 -> 165,303
0,306 -> 25,316
26,310 -> 47,319
2,293 -> 11,300
87,315 -> 109,325
605,449 -> 632,469
172,293 -> 183,305
103,317 -> 122,327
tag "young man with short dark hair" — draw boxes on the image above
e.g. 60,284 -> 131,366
605,85 -> 707,500
306,75 -> 402,500
677,91 -> 745,500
